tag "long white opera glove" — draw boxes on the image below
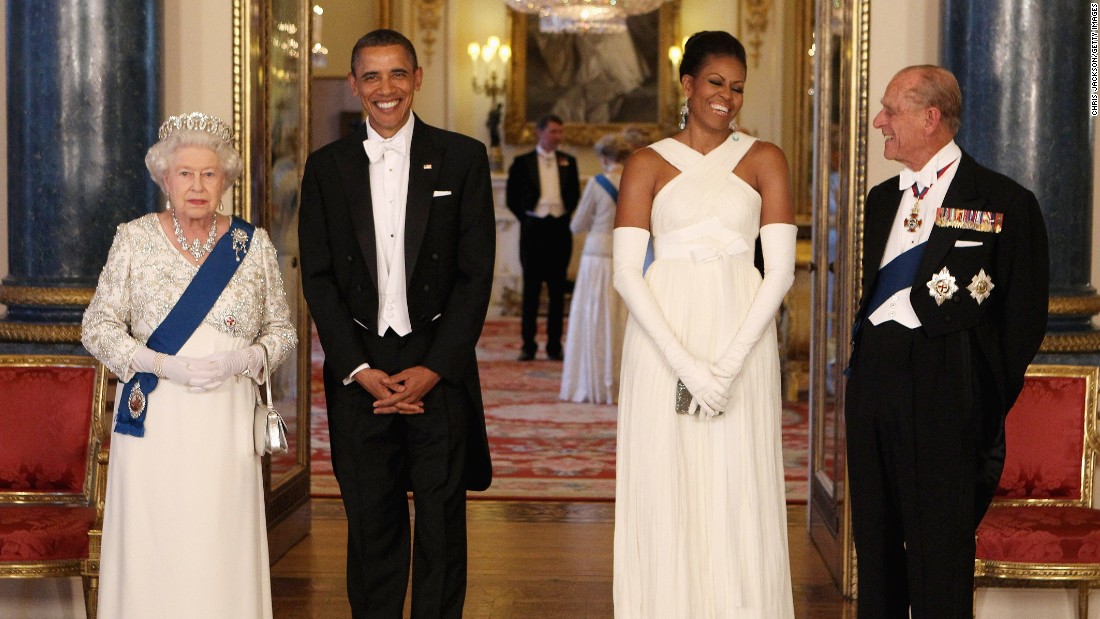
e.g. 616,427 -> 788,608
613,226 -> 728,416
130,345 -> 221,390
189,344 -> 267,392
710,223 -> 797,399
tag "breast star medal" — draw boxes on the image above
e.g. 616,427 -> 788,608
926,267 -> 958,306
967,269 -> 994,304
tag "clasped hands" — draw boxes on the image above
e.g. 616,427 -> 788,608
132,345 -> 265,393
354,366 -> 440,414
675,348 -> 749,418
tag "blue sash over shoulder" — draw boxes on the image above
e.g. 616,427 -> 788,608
594,173 -> 618,202
114,217 -> 255,437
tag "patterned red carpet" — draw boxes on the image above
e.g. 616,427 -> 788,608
310,317 -> 809,502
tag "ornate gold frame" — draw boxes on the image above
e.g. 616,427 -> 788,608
807,0 -> 870,599
232,0 -> 312,555
504,2 -> 681,146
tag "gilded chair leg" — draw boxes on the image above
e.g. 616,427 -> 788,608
82,573 -> 99,619
1077,582 -> 1088,619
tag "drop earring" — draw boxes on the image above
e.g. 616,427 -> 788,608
679,103 -> 689,130
729,119 -> 740,140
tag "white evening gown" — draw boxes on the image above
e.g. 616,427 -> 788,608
81,214 -> 297,619
613,135 -> 794,618
560,171 -> 627,404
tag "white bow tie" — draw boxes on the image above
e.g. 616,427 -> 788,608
898,166 -> 935,193
363,136 -> 407,163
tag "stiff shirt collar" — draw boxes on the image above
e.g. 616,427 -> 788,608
898,140 -> 962,192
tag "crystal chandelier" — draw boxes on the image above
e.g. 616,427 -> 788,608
504,0 -> 669,34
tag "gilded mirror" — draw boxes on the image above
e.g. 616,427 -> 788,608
808,0 -> 869,597
233,0 -> 312,560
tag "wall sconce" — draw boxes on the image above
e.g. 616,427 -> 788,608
468,36 -> 511,171
468,36 -> 511,105
667,45 -> 682,72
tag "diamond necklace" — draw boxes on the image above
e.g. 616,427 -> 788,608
171,210 -> 218,262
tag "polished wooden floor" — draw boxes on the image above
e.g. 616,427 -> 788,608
271,499 -> 855,618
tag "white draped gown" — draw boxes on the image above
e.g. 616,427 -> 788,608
81,214 -> 297,619
613,135 -> 794,618
560,171 -> 627,404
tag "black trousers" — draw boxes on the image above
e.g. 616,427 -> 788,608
325,329 -> 471,619
845,321 -> 984,619
519,214 -> 572,355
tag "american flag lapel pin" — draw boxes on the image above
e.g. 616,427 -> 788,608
423,163 -> 432,169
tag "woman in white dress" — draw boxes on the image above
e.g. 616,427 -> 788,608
81,112 -> 296,619
612,32 -> 798,618
560,132 -> 633,404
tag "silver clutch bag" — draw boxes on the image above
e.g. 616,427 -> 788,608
675,379 -> 724,416
253,350 -> 289,456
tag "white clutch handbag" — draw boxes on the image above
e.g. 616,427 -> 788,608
253,350 -> 289,456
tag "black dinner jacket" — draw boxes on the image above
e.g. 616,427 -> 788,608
853,150 -> 1049,417
505,149 -> 581,222
298,114 -> 496,490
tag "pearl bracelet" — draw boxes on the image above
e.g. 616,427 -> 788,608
153,352 -> 166,378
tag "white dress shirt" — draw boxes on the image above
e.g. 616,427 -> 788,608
868,140 -> 962,328
532,145 -> 565,218
344,116 -> 416,384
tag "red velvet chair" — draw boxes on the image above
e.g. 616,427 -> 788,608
0,355 -> 108,619
975,364 -> 1100,617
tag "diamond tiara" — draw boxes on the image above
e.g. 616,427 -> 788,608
157,112 -> 233,144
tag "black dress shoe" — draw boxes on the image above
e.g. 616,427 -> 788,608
547,350 -> 564,361
517,350 -> 535,361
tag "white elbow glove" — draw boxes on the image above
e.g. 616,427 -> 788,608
130,345 -> 221,390
613,227 -> 728,416
189,344 -> 267,392
710,223 -> 797,390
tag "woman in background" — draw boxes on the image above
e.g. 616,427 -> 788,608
560,132 -> 633,404
82,112 -> 296,618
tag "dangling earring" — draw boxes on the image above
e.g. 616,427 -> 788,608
679,103 -> 689,130
729,119 -> 740,141
218,200 -> 226,214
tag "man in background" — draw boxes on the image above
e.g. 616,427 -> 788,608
506,114 -> 580,361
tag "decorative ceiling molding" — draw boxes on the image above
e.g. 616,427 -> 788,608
416,0 -> 444,66
743,0 -> 772,68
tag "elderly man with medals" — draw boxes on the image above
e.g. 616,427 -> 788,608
81,112 -> 297,618
844,66 -> 1049,619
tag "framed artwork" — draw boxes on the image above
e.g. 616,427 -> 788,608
504,3 -> 680,145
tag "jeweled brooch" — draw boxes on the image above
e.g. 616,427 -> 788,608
128,383 -> 146,419
232,229 -> 249,262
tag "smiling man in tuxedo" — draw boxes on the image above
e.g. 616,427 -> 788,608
299,29 -> 495,619
845,65 -> 1048,619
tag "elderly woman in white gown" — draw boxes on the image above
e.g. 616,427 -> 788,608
559,132 -> 633,404
81,112 -> 296,619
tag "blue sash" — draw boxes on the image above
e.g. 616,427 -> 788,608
594,173 -> 618,202
114,217 -> 255,437
594,174 -> 654,274
865,241 -> 927,316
